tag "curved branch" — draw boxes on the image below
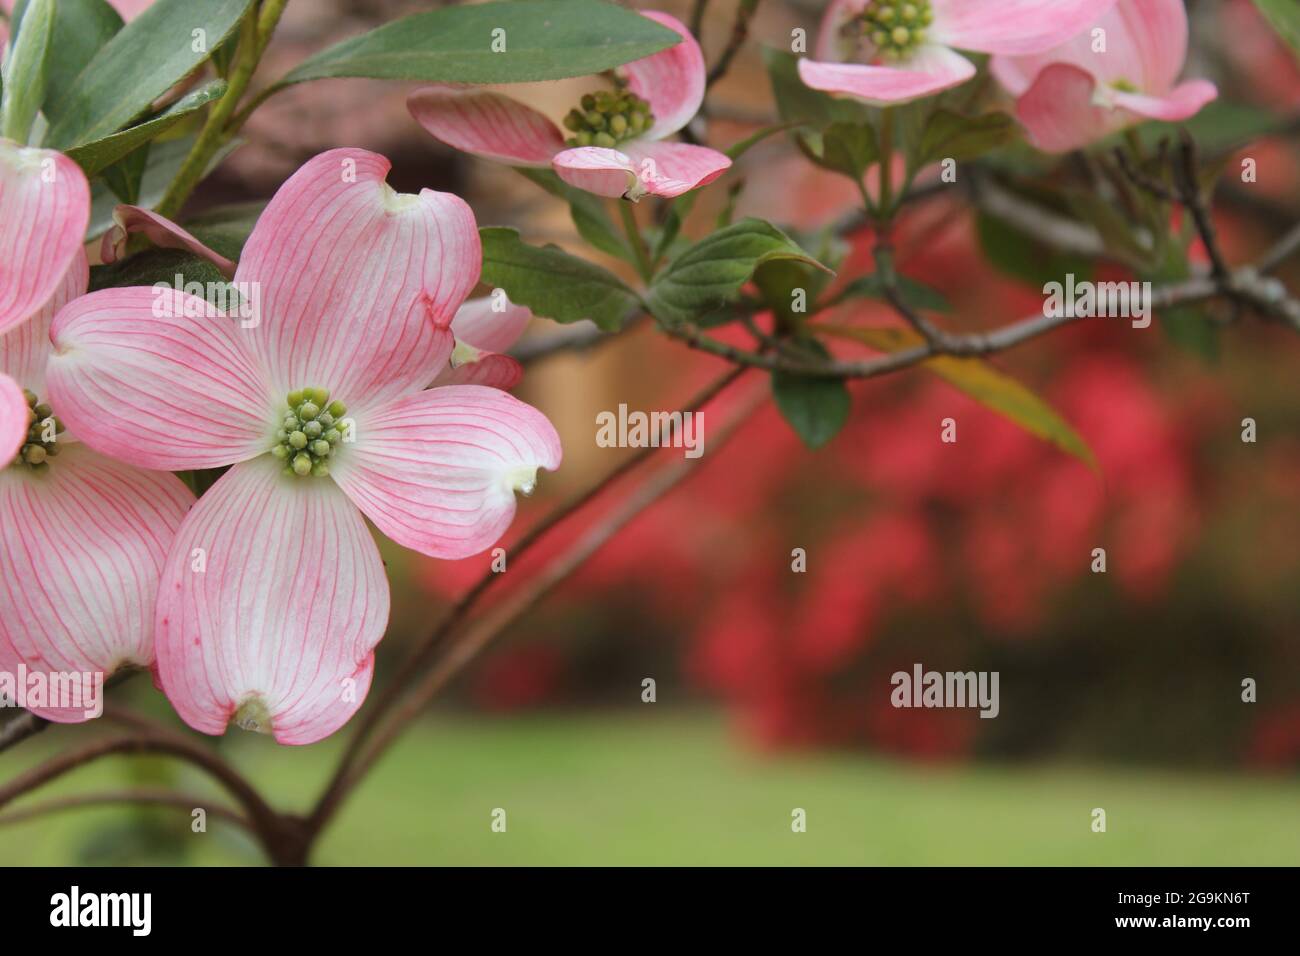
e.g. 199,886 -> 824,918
310,378 -> 766,834
0,788 -> 251,831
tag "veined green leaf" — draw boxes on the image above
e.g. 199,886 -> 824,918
278,0 -> 679,87
647,218 -> 830,325
480,227 -> 640,330
65,80 -> 226,176
771,340 -> 850,449
45,0 -> 253,149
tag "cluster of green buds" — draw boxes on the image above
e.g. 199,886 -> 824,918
12,389 -> 63,471
856,0 -> 933,61
271,387 -> 348,478
562,82 -> 654,149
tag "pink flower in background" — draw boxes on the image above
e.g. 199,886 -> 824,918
408,11 -> 730,200
47,149 -> 562,744
991,0 -> 1217,152
798,0 -> 1119,106
0,251 -> 194,723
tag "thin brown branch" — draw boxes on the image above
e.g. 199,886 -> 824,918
313,380 -> 767,832
0,788 -> 251,831
706,0 -> 760,89
308,365 -> 749,833
0,733 -> 281,845
1174,131 -> 1232,283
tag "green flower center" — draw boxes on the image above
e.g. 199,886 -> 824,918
9,389 -> 64,472
270,387 -> 348,479
562,78 -> 655,149
854,0 -> 934,62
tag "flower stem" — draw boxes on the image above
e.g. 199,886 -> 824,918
155,0 -> 288,220
877,106 -> 896,222
618,200 -> 655,281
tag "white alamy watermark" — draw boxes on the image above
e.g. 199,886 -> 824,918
890,663 -> 999,719
0,664 -> 103,719
152,274 -> 261,328
596,403 -> 704,459
1042,274 -> 1152,328
50,886 -> 151,937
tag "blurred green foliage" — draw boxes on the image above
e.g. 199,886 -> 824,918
4,714 -> 1299,865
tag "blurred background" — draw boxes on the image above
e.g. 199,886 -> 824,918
5,0 -> 1300,865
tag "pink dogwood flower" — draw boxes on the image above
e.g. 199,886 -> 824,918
1,251 -> 195,723
990,0 -> 1217,153
46,149 -> 562,744
408,11 -> 730,200
798,0 -> 1120,106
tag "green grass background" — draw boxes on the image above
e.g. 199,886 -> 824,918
4,712 -> 1298,865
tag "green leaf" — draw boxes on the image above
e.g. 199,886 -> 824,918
1146,244 -> 1219,361
976,210 -> 1094,289
912,109 -> 1017,171
1253,0 -> 1300,64
24,0 -> 123,116
1064,188 -> 1152,267
821,324 -> 1097,468
278,0 -> 680,87
725,121 -> 804,161
0,0 -> 55,142
479,227 -> 640,330
64,80 -> 227,177
88,134 -> 241,238
799,121 -> 878,180
101,141 -> 150,203
517,168 -> 629,261
44,0 -> 254,149
771,341 -> 850,449
831,274 -> 952,313
90,248 -> 232,302
646,218 -> 830,325
653,191 -> 701,264
763,48 -> 870,127
1141,99 -> 1278,161
184,201 -> 266,260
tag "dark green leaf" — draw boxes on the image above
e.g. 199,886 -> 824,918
764,48 -> 870,127
646,218 -> 830,325
90,247 -> 231,301
1064,188 -> 1152,267
184,202 -> 266,259
912,109 -> 1017,172
517,168 -> 629,261
278,0 -> 680,87
0,0 -> 54,142
976,210 -> 1094,289
800,121 -> 878,179
45,0 -> 253,149
30,0 -> 123,115
101,142 -> 150,203
1135,99 -> 1277,157
64,80 -> 227,177
1147,244 -> 1219,361
480,227 -> 640,330
725,121 -> 804,160
771,341 -> 850,449
1253,0 -> 1300,64
831,273 -> 951,313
